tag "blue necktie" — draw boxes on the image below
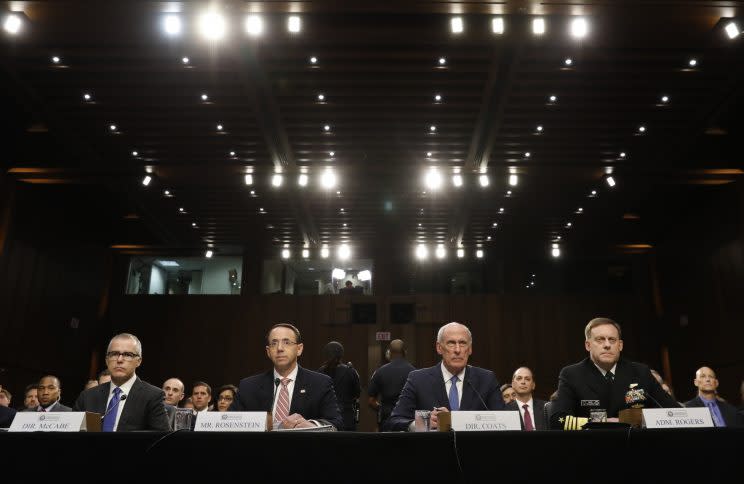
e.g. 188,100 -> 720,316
102,387 -> 122,432
448,375 -> 460,411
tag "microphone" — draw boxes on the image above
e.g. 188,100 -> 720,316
269,378 -> 281,416
464,378 -> 489,410
641,388 -> 664,408
100,393 -> 126,420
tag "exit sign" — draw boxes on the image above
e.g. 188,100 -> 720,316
375,332 -> 391,341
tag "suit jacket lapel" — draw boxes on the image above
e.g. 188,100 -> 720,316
119,378 -> 139,428
583,358 -> 610,402
429,364 -> 449,408
610,360 -> 631,415
290,366 -> 307,415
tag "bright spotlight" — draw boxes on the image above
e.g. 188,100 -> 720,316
163,15 -> 182,36
570,18 -> 588,38
451,17 -> 463,34
476,249 -> 484,259
3,14 -> 22,34
321,169 -> 337,189
479,174 -> 489,187
508,174 -> 518,186
302,249 -> 309,259
338,244 -> 351,260
288,16 -> 301,33
244,174 -> 253,185
298,174 -> 308,186
320,246 -> 330,259
272,174 -> 283,187
425,168 -> 442,190
435,244 -> 446,259
725,21 -> 740,39
141,175 -> 152,186
492,17 -> 504,34
199,12 -> 227,40
332,268 -> 346,279
205,250 -> 213,258
358,270 -> 372,281
457,248 -> 465,258
452,174 -> 463,187
245,15 -> 263,36
551,243 -> 561,258
532,18 -> 545,35
606,176 -> 616,187
416,244 -> 429,260
281,248 -> 290,259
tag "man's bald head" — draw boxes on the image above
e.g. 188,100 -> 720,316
389,339 -> 406,358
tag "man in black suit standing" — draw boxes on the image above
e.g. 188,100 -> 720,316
230,323 -> 343,430
368,339 -> 416,431
36,375 -> 72,412
386,322 -> 504,431
683,366 -> 742,427
73,333 -> 169,431
506,367 -> 548,431
550,317 -> 679,430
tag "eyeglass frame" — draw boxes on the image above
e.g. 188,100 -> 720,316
267,339 -> 300,349
105,351 -> 141,361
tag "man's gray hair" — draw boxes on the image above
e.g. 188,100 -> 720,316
436,322 -> 472,343
107,333 -> 143,358
584,318 -> 622,341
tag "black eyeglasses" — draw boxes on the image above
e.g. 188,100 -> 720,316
105,351 -> 140,361
267,339 -> 298,349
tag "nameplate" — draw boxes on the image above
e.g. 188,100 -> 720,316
9,412 -> 87,432
450,411 -> 521,431
642,407 -> 714,429
194,412 -> 267,432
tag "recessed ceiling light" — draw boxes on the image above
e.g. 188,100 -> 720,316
3,14 -> 22,34
182,56 -> 190,64
51,56 -> 61,64
506,190 -> 512,196
479,174 -> 489,187
660,95 -> 669,103
310,56 -> 318,64
244,174 -> 253,185
591,190 -> 597,196
131,150 -> 138,157
329,151 -> 335,157
476,249 -> 484,259
688,58 -> 697,67
532,18 -> 546,35
201,93 -> 208,101
566,222 -> 572,228
317,93 -> 325,101
570,18 -> 588,38
620,152 -> 626,158
564,57 -> 573,66
199,12 -> 227,40
272,174 -> 283,187
179,207 -> 184,212
216,124 -> 223,131
450,17 -> 464,34
525,152 -> 531,158
205,250 -> 213,258
109,124 -> 117,131
725,21 -> 740,39
244,15 -> 263,36
577,207 -> 583,213
298,173 -> 308,186
83,93 -> 92,101
499,207 -> 505,213
606,176 -> 616,187
142,175 -> 152,186
536,125 -> 544,132
487,236 -> 492,241
426,152 -> 432,158
229,151 -> 236,157
163,190 -> 170,196
452,174 -> 463,187
429,125 -> 437,132
638,125 -> 646,133
323,124 -> 331,132
163,15 -> 182,36
508,174 -> 518,186
438,57 -> 446,65
288,16 -> 301,33
549,95 -> 557,102
191,222 -> 197,227
492,17 -> 504,34
434,94 -> 442,102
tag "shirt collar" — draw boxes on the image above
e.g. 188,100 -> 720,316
592,361 -> 617,377
274,365 -> 299,382
440,362 -> 466,383
110,373 -> 137,398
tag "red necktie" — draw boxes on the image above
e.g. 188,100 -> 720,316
522,404 -> 534,431
274,378 -> 291,426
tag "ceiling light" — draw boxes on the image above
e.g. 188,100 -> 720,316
109,124 -> 117,132
457,248 -> 465,258
145,166 -> 153,174
660,95 -> 669,103
476,249 -> 484,259
324,124 -> 331,132
536,125 -> 543,132
688,58 -> 697,67
551,243 -> 561,258
288,16 -> 301,33
281,249 -> 290,259
525,152 -> 531,158
508,174 -> 518,186
317,93 -> 325,101
479,174 -> 489,187
451,17 -> 463,34
358,270 -> 371,281
250,190 -> 255,195
142,175 -> 152,186
298,174 -> 308,186
620,152 -> 626,158
425,168 -> 442,190
725,21 -> 740,39
332,268 -> 346,279
229,151 -> 236,157
191,222 -> 197,227
51,56 -> 60,64
549,95 -> 557,102
163,15 -> 182,36
310,56 -> 318,64
338,244 -> 351,260
435,244 -> 446,259
320,246 -> 330,258
570,18 -> 588,38
244,174 -> 253,185
245,15 -> 263,36
179,207 -> 184,212
506,190 -> 512,196
487,236 -> 492,241
577,207 -> 584,213
438,57 -> 447,65
329,151 -> 335,157
591,190 -> 597,196
83,93 -> 92,101
198,12 -> 227,40
499,207 -> 505,213
566,222 -> 572,228
434,94 -> 442,102
492,17 -> 504,34
532,18 -> 546,35
3,13 -> 22,34
426,152 -> 432,158
272,174 -> 283,187
216,124 -> 223,131
606,176 -> 616,187
205,250 -> 213,258
201,93 -> 208,101
564,57 -> 573,66
321,169 -> 337,189
302,249 -> 309,258
429,125 -> 437,132
638,125 -> 646,133
416,244 -> 429,260
182,57 -> 190,64
163,190 -> 170,196
452,174 -> 463,187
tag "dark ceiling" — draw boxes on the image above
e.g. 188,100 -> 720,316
2,1 -> 743,261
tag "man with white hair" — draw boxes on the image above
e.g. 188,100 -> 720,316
74,333 -> 169,431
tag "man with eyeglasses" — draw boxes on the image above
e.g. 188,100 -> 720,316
230,323 -> 343,430
549,317 -> 679,430
386,322 -> 504,431
73,333 -> 170,431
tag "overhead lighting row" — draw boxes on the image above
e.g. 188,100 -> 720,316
415,244 -> 484,260
159,13 -> 303,39
280,244 -> 351,260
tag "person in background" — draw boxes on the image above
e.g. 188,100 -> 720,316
368,339 -> 415,431
0,385 -> 16,428
0,387 -> 11,407
37,375 -> 72,412
21,384 -> 39,411
162,377 -> 186,407
215,384 -> 238,412
506,367 -> 548,431
318,341 -> 360,431
683,366 -> 742,427
501,383 -> 517,404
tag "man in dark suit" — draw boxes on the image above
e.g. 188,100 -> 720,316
368,339 -> 416,431
73,333 -> 169,431
386,322 -> 504,432
36,375 -> 72,412
683,366 -> 742,427
550,317 -> 679,430
230,323 -> 343,430
506,366 -> 548,431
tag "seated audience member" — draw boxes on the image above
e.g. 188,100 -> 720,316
73,332 -> 169,431
37,375 -> 72,412
21,384 -> 39,411
684,366 -> 742,427
507,367 -> 548,430
339,280 -> 356,295
386,322 -> 504,431
162,377 -> 186,407
230,323 -> 343,430
501,383 -> 517,404
84,379 -> 99,390
98,369 -> 112,385
214,384 -> 238,412
182,397 -> 195,410
191,381 -> 213,414
550,317 -> 679,430
0,387 -> 11,407
0,385 -> 16,427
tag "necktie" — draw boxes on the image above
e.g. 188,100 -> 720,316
522,404 -> 534,431
706,401 -> 724,427
102,387 -> 122,432
605,371 -> 614,384
274,378 -> 291,426
448,375 -> 460,411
